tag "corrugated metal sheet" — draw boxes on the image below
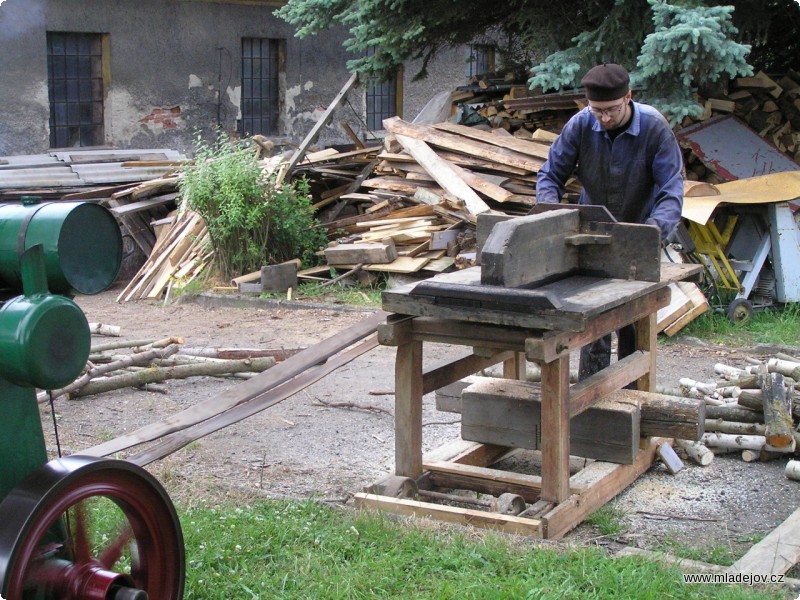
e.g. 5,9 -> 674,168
677,114 -> 800,182
0,148 -> 186,190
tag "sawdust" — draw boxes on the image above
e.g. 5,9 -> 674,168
40,284 -> 799,567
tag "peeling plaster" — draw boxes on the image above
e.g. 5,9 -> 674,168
227,85 -> 241,119
188,74 -> 202,88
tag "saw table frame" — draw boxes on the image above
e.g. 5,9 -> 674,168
356,263 -> 700,539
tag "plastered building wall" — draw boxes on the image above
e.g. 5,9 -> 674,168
0,0 -> 470,157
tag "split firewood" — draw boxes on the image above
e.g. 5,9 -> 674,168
88,322 -> 122,337
71,356 -> 276,398
757,364 -> 795,449
786,459 -> 800,482
38,344 -> 182,403
675,439 -> 714,466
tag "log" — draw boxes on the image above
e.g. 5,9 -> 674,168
90,338 -> 160,353
178,347 -> 304,361
766,357 -> 800,380
701,432 -> 766,452
611,389 -> 705,441
88,322 -> 122,337
758,365 -> 795,449
675,439 -> 714,466
704,404 -> 763,423
704,419 -> 765,436
72,356 -> 276,398
37,344 -> 182,403
786,460 -> 800,482
736,389 -> 764,411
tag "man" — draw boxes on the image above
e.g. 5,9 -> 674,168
535,63 -> 684,380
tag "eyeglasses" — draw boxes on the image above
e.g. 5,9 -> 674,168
587,101 -> 627,118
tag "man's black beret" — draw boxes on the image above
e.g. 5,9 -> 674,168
581,64 -> 630,101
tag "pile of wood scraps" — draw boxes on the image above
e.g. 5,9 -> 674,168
116,208 -> 212,302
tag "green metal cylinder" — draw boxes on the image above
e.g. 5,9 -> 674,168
0,294 -> 90,390
0,201 -> 122,295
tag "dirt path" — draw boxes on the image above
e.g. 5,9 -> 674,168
46,285 -> 798,564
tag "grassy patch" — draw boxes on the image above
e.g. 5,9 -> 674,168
176,498 -> 780,599
585,504 -> 627,537
671,302 -> 800,347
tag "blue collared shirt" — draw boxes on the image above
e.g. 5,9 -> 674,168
535,101 -> 684,238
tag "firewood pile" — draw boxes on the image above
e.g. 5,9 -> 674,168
662,352 -> 800,476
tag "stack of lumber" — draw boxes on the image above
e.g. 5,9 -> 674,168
116,208 -> 212,302
661,353 -> 800,467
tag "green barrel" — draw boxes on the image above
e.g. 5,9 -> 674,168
0,293 -> 90,390
0,201 -> 122,295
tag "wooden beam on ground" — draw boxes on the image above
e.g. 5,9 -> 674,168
279,71 -> 359,182
727,508 -> 800,576
81,310 -> 388,457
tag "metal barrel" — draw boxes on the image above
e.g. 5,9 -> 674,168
0,201 -> 122,295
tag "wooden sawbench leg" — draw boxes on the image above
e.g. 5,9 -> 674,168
395,339 -> 423,478
540,354 -> 571,503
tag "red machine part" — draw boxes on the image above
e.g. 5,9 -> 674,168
0,456 -> 184,600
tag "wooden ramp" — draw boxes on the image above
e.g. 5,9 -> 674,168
80,311 -> 388,465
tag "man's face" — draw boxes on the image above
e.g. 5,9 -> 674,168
587,93 -> 631,129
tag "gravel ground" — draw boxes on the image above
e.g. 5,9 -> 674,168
43,285 -> 799,584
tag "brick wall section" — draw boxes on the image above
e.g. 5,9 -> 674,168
140,106 -> 182,129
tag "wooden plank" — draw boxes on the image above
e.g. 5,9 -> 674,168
279,71 -> 359,181
395,339 -> 423,478
354,493 -> 545,537
82,311 -> 389,457
568,351 -> 652,417
325,241 -> 398,265
727,508 -> 800,576
433,121 -> 552,160
424,460 -> 586,497
395,134 -> 490,216
525,287 -> 670,362
541,355 -> 571,503
128,335 -> 379,466
383,117 -> 543,173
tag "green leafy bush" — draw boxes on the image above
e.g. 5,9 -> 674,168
179,131 -> 327,279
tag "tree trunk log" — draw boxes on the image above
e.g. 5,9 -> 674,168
675,439 -> 714,466
758,365 -> 795,449
72,356 -> 276,398
38,344 -> 182,403
178,347 -> 304,361
705,419 -> 765,436
701,432 -> 766,451
88,322 -> 122,337
705,404 -> 762,423
786,460 -> 800,482
737,389 -> 764,411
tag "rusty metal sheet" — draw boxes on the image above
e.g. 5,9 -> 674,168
677,114 -> 800,182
